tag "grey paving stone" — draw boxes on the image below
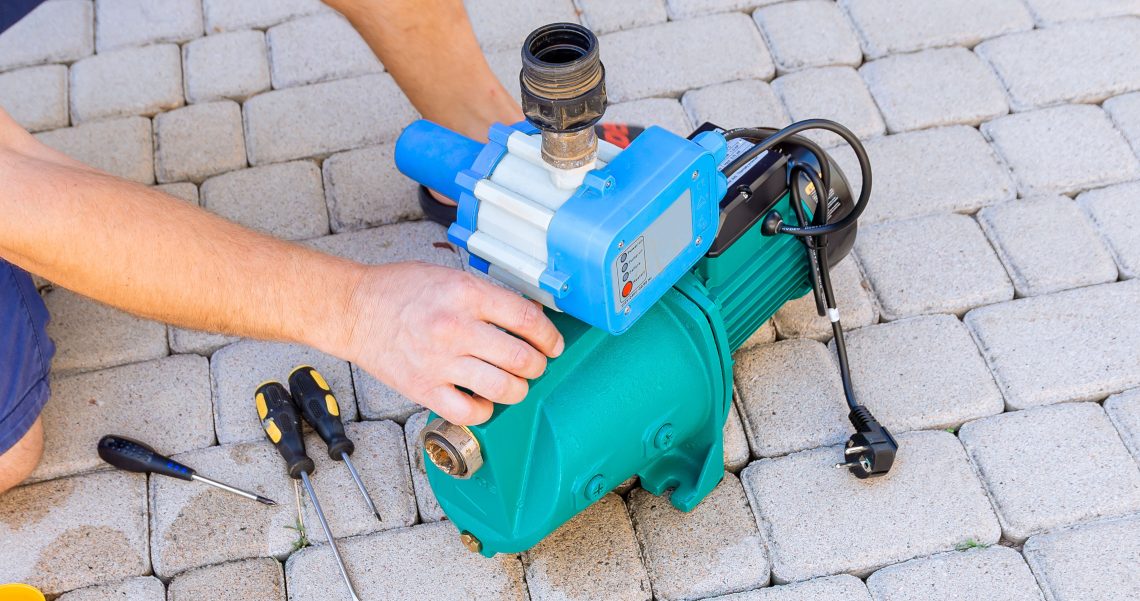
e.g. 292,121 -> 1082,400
403,410 -> 445,522
1106,92 -> 1140,158
1023,513 -> 1140,601
524,493 -> 651,601
860,48 -> 1008,134
0,64 -> 68,132
839,0 -> 1033,59
266,13 -> 382,89
665,0 -> 777,19
210,339 -> 358,444
978,196 -> 1118,297
1106,388 -> 1140,463
1022,0 -> 1140,25
772,257 -> 878,341
200,161 -> 328,241
149,442 -> 298,577
964,279 -> 1140,409
959,402 -> 1140,543
465,0 -> 579,52
737,319 -> 776,353
604,98 -> 693,136
351,363 -> 420,423
681,79 -> 790,130
43,288 -> 168,375
306,220 -> 463,268
154,100 -> 247,184
840,314 -> 1004,433
0,0 -> 93,71
302,421 -> 416,540
629,473 -> 769,601
56,576 -> 165,601
285,520 -> 529,601
323,143 -> 423,233
742,430 -> 1001,583
855,213 -> 1013,320
202,0 -> 324,33
182,30 -> 271,103
95,0 -> 202,52
154,182 -> 198,204
0,471 -> 149,595
754,1 -> 862,74
167,558 -> 284,601
976,18 -> 1140,111
1078,181 -> 1140,279
734,338 -> 848,457
724,400 -> 751,472
35,116 -> 155,184
830,125 -> 1014,224
600,14 -> 774,103
31,354 -> 213,483
578,0 -> 667,34
771,66 -> 885,148
243,74 -> 417,165
69,44 -> 183,124
706,575 -> 871,601
168,327 -> 238,356
866,546 -> 1045,601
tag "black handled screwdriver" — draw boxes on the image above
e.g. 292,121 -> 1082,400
289,365 -> 381,521
97,435 -> 276,506
256,381 -> 361,601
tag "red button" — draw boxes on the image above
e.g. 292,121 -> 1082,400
622,281 -> 633,297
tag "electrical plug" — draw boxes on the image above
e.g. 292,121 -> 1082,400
837,405 -> 897,479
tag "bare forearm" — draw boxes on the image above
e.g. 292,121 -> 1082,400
325,0 -> 522,140
0,145 -> 363,354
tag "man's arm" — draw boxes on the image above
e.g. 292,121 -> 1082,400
325,0 -> 524,142
0,112 -> 562,425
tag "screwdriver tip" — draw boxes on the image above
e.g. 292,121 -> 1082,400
374,511 -> 383,522
257,495 -> 279,506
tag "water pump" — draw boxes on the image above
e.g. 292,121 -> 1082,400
393,22 -> 896,556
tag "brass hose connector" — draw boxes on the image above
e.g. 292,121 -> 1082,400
420,418 -> 483,479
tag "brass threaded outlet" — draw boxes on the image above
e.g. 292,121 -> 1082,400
420,418 -> 483,479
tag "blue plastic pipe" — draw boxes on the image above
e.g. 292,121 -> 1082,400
394,120 -> 484,201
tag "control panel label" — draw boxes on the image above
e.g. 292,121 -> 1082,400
613,236 -> 648,308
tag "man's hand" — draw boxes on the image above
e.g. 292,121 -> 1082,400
342,262 -> 564,425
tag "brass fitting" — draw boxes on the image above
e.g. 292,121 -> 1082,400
420,418 -> 483,479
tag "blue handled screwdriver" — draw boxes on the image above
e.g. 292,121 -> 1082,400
97,434 -> 277,505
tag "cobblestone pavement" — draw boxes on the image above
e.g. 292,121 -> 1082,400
2,1 -> 1139,599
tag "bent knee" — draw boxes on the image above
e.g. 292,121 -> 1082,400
0,417 -> 44,495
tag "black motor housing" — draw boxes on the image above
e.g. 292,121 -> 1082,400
689,122 -> 857,266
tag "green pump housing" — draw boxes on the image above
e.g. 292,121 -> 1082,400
424,190 -> 816,557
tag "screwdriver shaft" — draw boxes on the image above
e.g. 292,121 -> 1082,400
191,474 -> 277,505
300,471 -> 361,601
341,453 -> 381,521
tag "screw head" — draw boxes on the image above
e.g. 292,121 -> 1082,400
691,170 -> 699,180
623,306 -> 631,315
653,424 -> 675,449
584,474 -> 606,500
694,236 -> 702,246
617,240 -> 624,249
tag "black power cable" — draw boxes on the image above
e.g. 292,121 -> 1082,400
721,119 -> 897,479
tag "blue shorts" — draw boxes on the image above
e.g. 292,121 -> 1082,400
0,259 -> 54,454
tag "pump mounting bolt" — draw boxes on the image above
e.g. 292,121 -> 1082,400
584,474 -> 606,500
420,418 -> 484,479
459,531 -> 483,553
653,424 -> 675,449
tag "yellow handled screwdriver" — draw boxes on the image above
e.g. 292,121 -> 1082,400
289,365 -> 381,521
256,381 -> 362,601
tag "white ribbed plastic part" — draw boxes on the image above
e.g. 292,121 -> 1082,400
468,132 -> 623,307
